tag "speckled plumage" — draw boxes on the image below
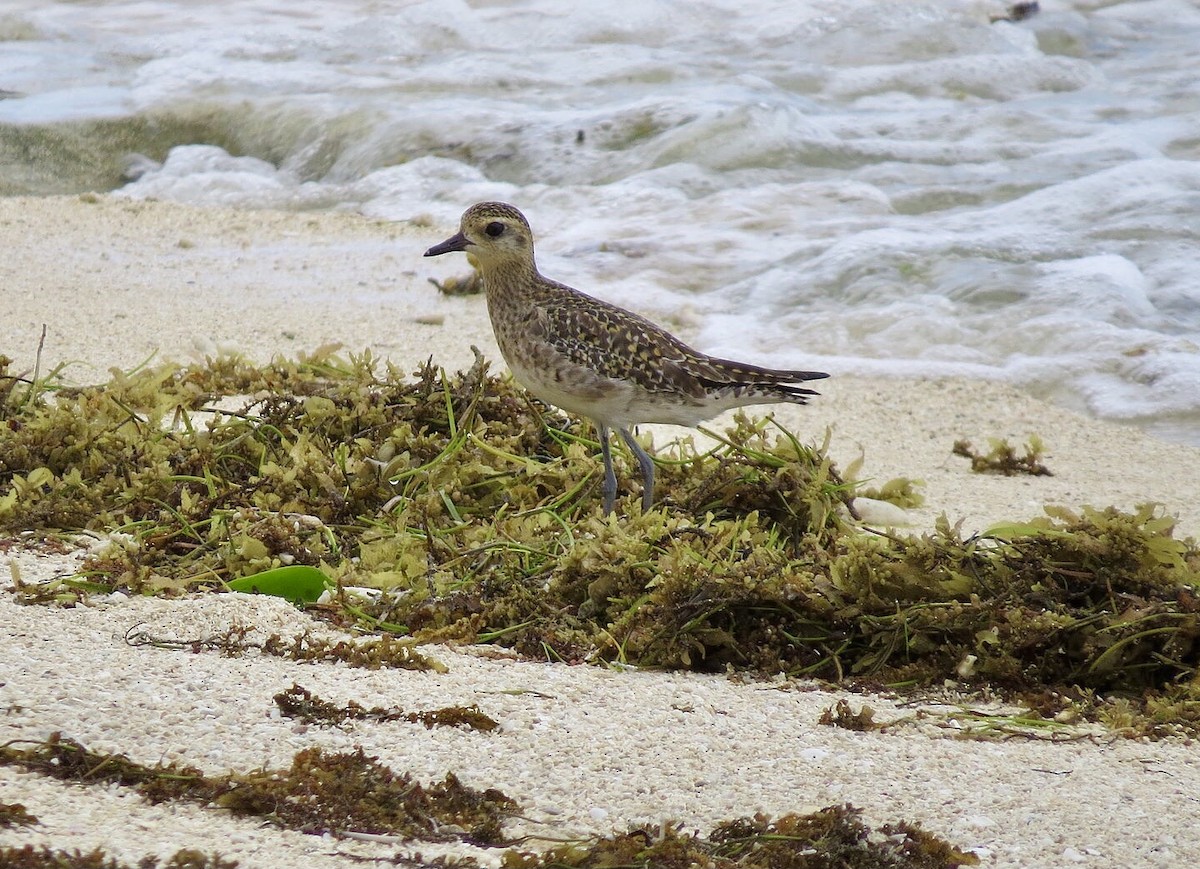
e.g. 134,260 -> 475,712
425,201 -> 829,514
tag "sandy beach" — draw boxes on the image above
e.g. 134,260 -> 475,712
2,194 -> 1199,867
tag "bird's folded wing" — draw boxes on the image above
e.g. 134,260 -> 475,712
532,296 -> 708,398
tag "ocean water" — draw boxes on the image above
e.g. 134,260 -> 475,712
3,0 -> 1199,443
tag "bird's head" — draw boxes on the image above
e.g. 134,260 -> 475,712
424,201 -> 535,271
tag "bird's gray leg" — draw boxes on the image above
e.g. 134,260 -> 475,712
597,423 -> 617,515
619,428 -> 655,512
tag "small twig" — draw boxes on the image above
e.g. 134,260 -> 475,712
20,324 -> 47,409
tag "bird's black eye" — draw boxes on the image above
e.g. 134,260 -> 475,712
485,221 -> 505,238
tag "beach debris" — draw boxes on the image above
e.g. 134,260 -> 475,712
4,351 -> 1199,738
952,436 -> 1052,476
122,624 -> 444,672
0,802 -> 37,829
428,271 -> 483,296
0,733 -> 517,843
274,683 -> 499,731
0,734 -> 979,866
522,806 -> 979,868
0,846 -> 236,869
819,699 -> 881,731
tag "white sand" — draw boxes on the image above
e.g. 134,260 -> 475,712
2,194 -> 1199,867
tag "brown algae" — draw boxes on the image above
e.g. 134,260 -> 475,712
2,351 -> 1200,733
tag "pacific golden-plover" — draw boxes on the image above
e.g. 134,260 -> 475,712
424,201 -> 829,515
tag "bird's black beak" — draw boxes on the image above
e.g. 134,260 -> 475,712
424,231 -> 470,257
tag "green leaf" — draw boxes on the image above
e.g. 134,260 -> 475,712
227,565 -> 328,603
981,521 -> 1048,539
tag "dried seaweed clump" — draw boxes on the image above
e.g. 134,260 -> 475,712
0,847 -> 237,869
0,733 -> 517,844
274,683 -> 499,731
0,350 -> 850,591
5,351 -> 1200,726
0,801 -> 37,828
819,699 -> 880,731
215,746 -> 516,843
506,806 -> 977,868
821,505 -> 1200,694
123,624 -> 443,672
952,436 -> 1051,476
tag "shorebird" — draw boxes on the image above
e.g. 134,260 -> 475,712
424,202 -> 829,515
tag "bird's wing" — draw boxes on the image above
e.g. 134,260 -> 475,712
532,291 -> 709,398
531,284 -> 829,398
681,354 -> 830,388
